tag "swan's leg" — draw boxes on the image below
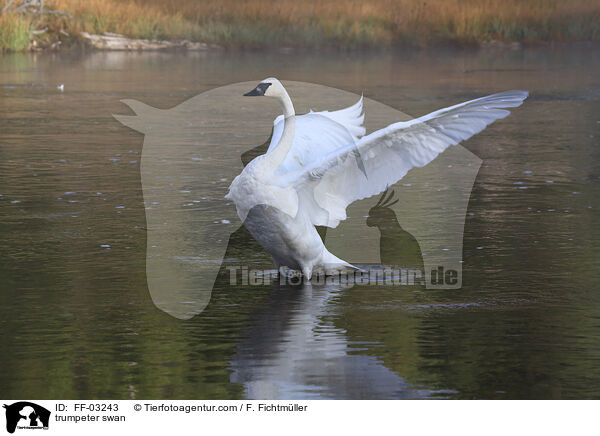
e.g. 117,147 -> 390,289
302,266 -> 313,281
273,258 -> 283,275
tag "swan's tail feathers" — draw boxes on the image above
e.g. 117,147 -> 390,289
320,249 -> 360,272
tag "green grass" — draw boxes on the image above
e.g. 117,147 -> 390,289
0,13 -> 33,51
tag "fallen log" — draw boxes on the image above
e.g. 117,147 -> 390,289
80,32 -> 218,51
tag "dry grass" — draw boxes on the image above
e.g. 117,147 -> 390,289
2,0 -> 600,51
54,0 -> 600,46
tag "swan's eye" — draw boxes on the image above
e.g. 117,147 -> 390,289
258,82 -> 272,93
243,82 -> 272,96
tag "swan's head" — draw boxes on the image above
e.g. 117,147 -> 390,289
244,78 -> 285,98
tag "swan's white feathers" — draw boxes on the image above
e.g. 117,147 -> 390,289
267,113 -> 359,176
226,158 -> 299,222
291,90 -> 528,228
307,95 -> 366,140
268,96 -> 364,152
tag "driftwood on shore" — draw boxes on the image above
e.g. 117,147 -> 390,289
80,32 -> 218,51
1,0 -> 71,17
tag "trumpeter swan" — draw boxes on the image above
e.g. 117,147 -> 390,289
226,78 -> 527,279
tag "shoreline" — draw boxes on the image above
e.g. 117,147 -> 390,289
33,34 -> 600,53
1,0 -> 599,53
9,30 -> 600,54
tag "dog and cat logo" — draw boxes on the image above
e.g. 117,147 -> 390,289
3,402 -> 50,433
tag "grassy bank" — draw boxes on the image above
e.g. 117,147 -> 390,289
0,12 -> 34,51
1,0 -> 600,51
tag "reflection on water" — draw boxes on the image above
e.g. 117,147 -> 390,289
230,281 -> 443,399
0,46 -> 599,399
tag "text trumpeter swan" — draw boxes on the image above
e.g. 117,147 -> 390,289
226,78 -> 527,279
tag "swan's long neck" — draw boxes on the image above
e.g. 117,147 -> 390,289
267,91 -> 295,169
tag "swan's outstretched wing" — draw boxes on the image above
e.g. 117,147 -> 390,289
266,113 -> 360,177
305,95 -> 365,140
289,91 -> 528,228
263,98 -> 365,175
268,96 -> 365,154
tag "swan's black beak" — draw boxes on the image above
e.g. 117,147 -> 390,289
243,82 -> 271,96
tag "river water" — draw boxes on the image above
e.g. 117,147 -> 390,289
1,46 -> 599,399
